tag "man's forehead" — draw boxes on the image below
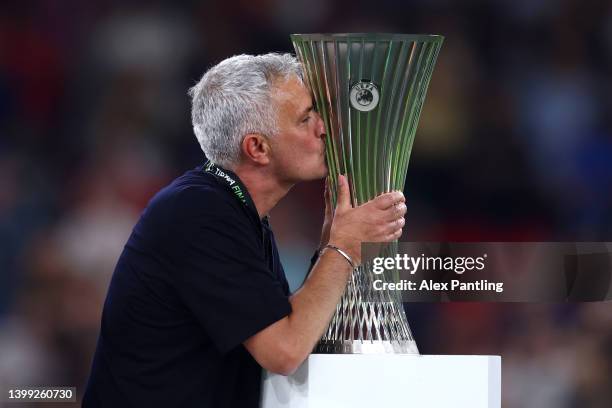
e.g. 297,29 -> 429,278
272,76 -> 312,109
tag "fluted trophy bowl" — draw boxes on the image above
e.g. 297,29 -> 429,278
291,33 -> 443,354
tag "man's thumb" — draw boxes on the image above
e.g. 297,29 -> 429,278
336,174 -> 351,210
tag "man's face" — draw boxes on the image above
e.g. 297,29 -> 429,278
268,76 -> 327,183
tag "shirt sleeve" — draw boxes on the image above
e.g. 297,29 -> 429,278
170,187 -> 292,354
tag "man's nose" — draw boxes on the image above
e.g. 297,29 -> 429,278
314,111 -> 326,137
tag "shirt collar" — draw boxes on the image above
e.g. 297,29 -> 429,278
202,160 -> 266,224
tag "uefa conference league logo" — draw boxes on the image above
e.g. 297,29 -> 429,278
349,80 -> 380,112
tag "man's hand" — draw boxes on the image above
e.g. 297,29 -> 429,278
327,174 -> 406,265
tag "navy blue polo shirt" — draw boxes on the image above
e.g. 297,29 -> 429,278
83,162 -> 292,408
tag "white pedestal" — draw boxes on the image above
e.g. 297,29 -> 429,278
261,354 -> 501,408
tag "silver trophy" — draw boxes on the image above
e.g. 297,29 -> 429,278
292,33 -> 443,354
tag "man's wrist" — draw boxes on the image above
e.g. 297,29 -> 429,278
328,237 -> 359,262
320,242 -> 358,269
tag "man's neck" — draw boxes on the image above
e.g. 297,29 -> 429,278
233,164 -> 292,219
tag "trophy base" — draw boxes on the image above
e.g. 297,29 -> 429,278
313,339 -> 419,354
261,354 -> 502,408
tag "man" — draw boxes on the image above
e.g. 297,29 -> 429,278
83,53 -> 406,407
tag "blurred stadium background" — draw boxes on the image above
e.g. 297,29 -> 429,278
1,0 -> 611,406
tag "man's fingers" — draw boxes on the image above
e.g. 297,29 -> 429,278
335,174 -> 351,211
380,202 -> 407,222
389,228 -> 403,240
382,217 -> 404,235
395,217 -> 405,229
372,191 -> 405,210
371,226 -> 404,243
395,202 -> 407,217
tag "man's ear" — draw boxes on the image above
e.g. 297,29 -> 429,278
241,133 -> 271,165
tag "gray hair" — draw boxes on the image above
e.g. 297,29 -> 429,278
188,53 -> 303,169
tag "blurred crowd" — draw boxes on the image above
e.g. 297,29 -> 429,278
1,0 -> 611,406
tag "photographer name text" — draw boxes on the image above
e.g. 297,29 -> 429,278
371,254 -> 504,293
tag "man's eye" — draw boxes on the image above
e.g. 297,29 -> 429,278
302,116 -> 311,123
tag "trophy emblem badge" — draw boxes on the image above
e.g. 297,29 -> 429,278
349,81 -> 380,112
